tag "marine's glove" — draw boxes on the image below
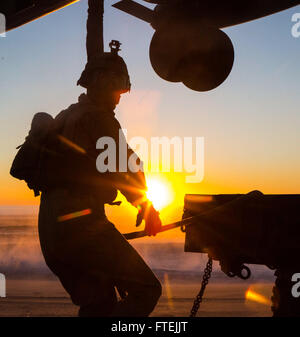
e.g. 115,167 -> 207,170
136,201 -> 162,236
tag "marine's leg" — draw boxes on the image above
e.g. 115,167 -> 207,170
41,256 -> 118,317
70,273 -> 118,317
64,222 -> 162,317
110,236 -> 162,317
38,191 -> 118,317
39,191 -> 161,317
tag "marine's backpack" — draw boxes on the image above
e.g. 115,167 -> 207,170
10,112 -> 55,196
10,110 -> 119,203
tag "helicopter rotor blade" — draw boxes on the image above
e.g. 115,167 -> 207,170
112,0 -> 154,23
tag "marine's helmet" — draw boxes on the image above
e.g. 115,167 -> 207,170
77,40 -> 131,93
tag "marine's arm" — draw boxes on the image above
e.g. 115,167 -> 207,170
89,112 -> 162,235
117,133 -> 162,236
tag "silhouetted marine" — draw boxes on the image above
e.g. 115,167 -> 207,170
38,0 -> 162,317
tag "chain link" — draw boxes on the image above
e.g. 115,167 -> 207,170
190,257 -> 213,317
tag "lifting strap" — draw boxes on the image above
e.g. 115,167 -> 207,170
123,215 -> 197,240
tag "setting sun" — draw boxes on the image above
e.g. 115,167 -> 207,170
146,178 -> 173,211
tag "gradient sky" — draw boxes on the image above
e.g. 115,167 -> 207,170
0,1 -> 299,237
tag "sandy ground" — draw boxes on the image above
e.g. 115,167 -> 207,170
0,279 -> 273,317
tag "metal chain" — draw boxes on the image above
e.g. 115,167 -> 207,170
190,257 -> 213,317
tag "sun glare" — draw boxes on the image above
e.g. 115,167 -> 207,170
146,178 -> 172,210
